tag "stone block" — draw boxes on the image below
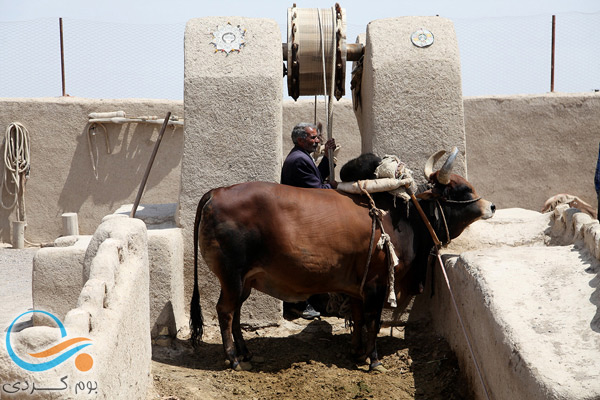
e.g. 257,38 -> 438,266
180,17 -> 284,326
1,217 -> 151,399
113,204 -> 186,338
357,16 -> 466,184
32,236 -> 91,325
147,228 -> 186,338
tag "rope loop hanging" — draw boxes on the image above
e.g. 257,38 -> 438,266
1,122 -> 31,222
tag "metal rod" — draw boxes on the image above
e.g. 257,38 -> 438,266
59,18 -> 66,96
130,111 -> 171,218
346,43 -> 364,62
282,42 -> 363,62
551,15 -> 556,92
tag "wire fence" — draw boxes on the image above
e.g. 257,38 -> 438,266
1,12 -> 598,100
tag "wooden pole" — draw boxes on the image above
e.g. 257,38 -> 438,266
130,112 -> 171,218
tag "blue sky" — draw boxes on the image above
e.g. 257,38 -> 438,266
1,1 -> 599,98
2,0 -> 598,23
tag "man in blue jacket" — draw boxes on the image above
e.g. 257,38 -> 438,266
281,122 -> 338,189
280,122 -> 337,319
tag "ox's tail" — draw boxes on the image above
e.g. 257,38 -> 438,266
190,190 -> 212,347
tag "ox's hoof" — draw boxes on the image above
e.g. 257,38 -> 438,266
225,359 -> 253,371
352,353 -> 368,366
370,363 -> 387,374
233,361 -> 253,371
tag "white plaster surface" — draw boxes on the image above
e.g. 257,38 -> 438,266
357,16 -> 467,185
31,204 -> 186,339
0,217 -> 151,399
1,94 -> 599,243
180,17 -> 284,326
428,207 -> 600,400
0,246 -> 37,333
111,204 -> 187,338
32,236 -> 91,325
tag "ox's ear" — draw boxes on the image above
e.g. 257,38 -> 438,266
416,183 -> 445,200
416,189 -> 437,200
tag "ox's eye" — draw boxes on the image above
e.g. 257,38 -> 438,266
444,185 -> 473,202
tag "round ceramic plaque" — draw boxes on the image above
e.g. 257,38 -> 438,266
411,28 -> 434,48
211,23 -> 246,54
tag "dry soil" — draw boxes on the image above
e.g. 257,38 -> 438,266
149,315 -> 472,400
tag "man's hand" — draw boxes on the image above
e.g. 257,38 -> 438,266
324,138 -> 336,153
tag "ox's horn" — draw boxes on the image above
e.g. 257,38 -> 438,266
423,150 -> 447,180
437,147 -> 459,185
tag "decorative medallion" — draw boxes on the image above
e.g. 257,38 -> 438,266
210,23 -> 246,54
410,28 -> 434,48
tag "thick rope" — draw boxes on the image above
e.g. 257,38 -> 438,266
326,6 -> 336,179
359,209 -> 377,295
326,292 -> 352,322
317,8 -> 328,126
358,183 -> 399,307
316,8 -> 336,181
1,123 -> 30,221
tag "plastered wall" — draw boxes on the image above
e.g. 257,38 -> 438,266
0,216 -> 151,399
464,93 -> 600,211
0,97 -> 184,244
0,93 -> 598,244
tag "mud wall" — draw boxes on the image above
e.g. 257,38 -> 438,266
0,216 -> 151,399
0,93 -> 598,243
0,98 -> 183,244
464,93 -> 600,211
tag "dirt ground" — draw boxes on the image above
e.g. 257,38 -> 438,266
149,314 -> 473,400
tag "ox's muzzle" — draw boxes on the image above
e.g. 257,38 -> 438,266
481,200 -> 495,219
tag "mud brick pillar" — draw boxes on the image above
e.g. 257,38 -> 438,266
355,16 -> 467,184
179,17 -> 283,326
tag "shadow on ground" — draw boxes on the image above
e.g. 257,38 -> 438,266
151,316 -> 473,400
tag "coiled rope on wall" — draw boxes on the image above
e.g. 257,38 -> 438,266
1,122 -> 30,222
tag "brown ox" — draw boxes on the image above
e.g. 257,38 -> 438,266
190,149 -> 495,371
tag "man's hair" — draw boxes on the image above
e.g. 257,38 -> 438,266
291,122 -> 317,145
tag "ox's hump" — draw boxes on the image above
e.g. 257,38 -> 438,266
340,153 -> 382,182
